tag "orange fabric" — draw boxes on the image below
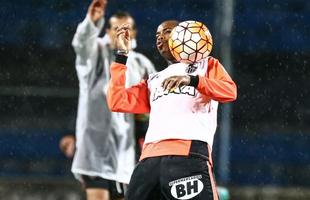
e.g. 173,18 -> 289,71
107,62 -> 150,113
139,140 -> 192,161
197,57 -> 237,103
206,143 -> 218,200
208,145 -> 214,167
208,161 -> 219,200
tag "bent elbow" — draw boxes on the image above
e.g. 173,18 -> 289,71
227,83 -> 237,102
107,96 -> 122,112
106,95 -> 115,111
231,87 -> 237,101
220,83 -> 237,103
109,105 -> 119,112
107,102 -> 114,111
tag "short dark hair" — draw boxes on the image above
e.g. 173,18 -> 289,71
107,11 -> 136,29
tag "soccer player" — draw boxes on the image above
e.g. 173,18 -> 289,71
107,21 -> 237,200
69,0 -> 155,199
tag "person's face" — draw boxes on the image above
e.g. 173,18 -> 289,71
106,16 -> 137,49
156,20 -> 179,62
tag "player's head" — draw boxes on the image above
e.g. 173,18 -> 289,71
156,20 -> 179,63
106,11 -> 137,49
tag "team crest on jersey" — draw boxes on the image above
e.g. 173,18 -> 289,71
169,175 -> 204,199
152,86 -> 196,101
186,59 -> 208,74
185,64 -> 198,74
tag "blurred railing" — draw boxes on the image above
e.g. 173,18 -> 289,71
230,186 -> 310,200
0,179 -> 84,200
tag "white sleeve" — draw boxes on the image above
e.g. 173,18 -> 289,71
72,15 -> 105,61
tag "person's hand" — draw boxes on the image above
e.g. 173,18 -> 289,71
116,24 -> 131,53
59,135 -> 76,159
88,0 -> 107,23
162,75 -> 191,91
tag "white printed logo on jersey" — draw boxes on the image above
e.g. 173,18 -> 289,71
169,175 -> 204,199
152,86 -> 196,102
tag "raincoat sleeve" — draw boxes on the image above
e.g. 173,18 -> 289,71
107,61 -> 151,114
142,54 -> 157,75
196,57 -> 237,103
71,14 -> 105,63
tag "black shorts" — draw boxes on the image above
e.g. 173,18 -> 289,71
125,140 -> 219,200
82,175 -> 126,199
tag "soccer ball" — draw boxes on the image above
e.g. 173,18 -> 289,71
168,20 -> 213,64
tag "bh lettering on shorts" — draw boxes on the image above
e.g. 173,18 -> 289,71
169,175 -> 204,199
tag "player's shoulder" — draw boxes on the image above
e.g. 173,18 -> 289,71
147,72 -> 161,83
205,56 -> 220,65
194,56 -> 221,70
147,66 -> 168,82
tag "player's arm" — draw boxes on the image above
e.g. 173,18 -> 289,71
196,57 -> 237,102
107,61 -> 150,113
72,0 -> 107,58
162,58 -> 237,103
107,23 -> 151,113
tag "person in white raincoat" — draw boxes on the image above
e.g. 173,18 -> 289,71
69,0 -> 155,199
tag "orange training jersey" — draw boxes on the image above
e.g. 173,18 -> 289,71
107,56 -> 237,160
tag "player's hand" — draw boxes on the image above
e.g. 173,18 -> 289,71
88,0 -> 107,23
116,24 -> 131,53
59,135 -> 76,159
162,75 -> 191,91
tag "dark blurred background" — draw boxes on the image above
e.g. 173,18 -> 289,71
0,0 -> 310,199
